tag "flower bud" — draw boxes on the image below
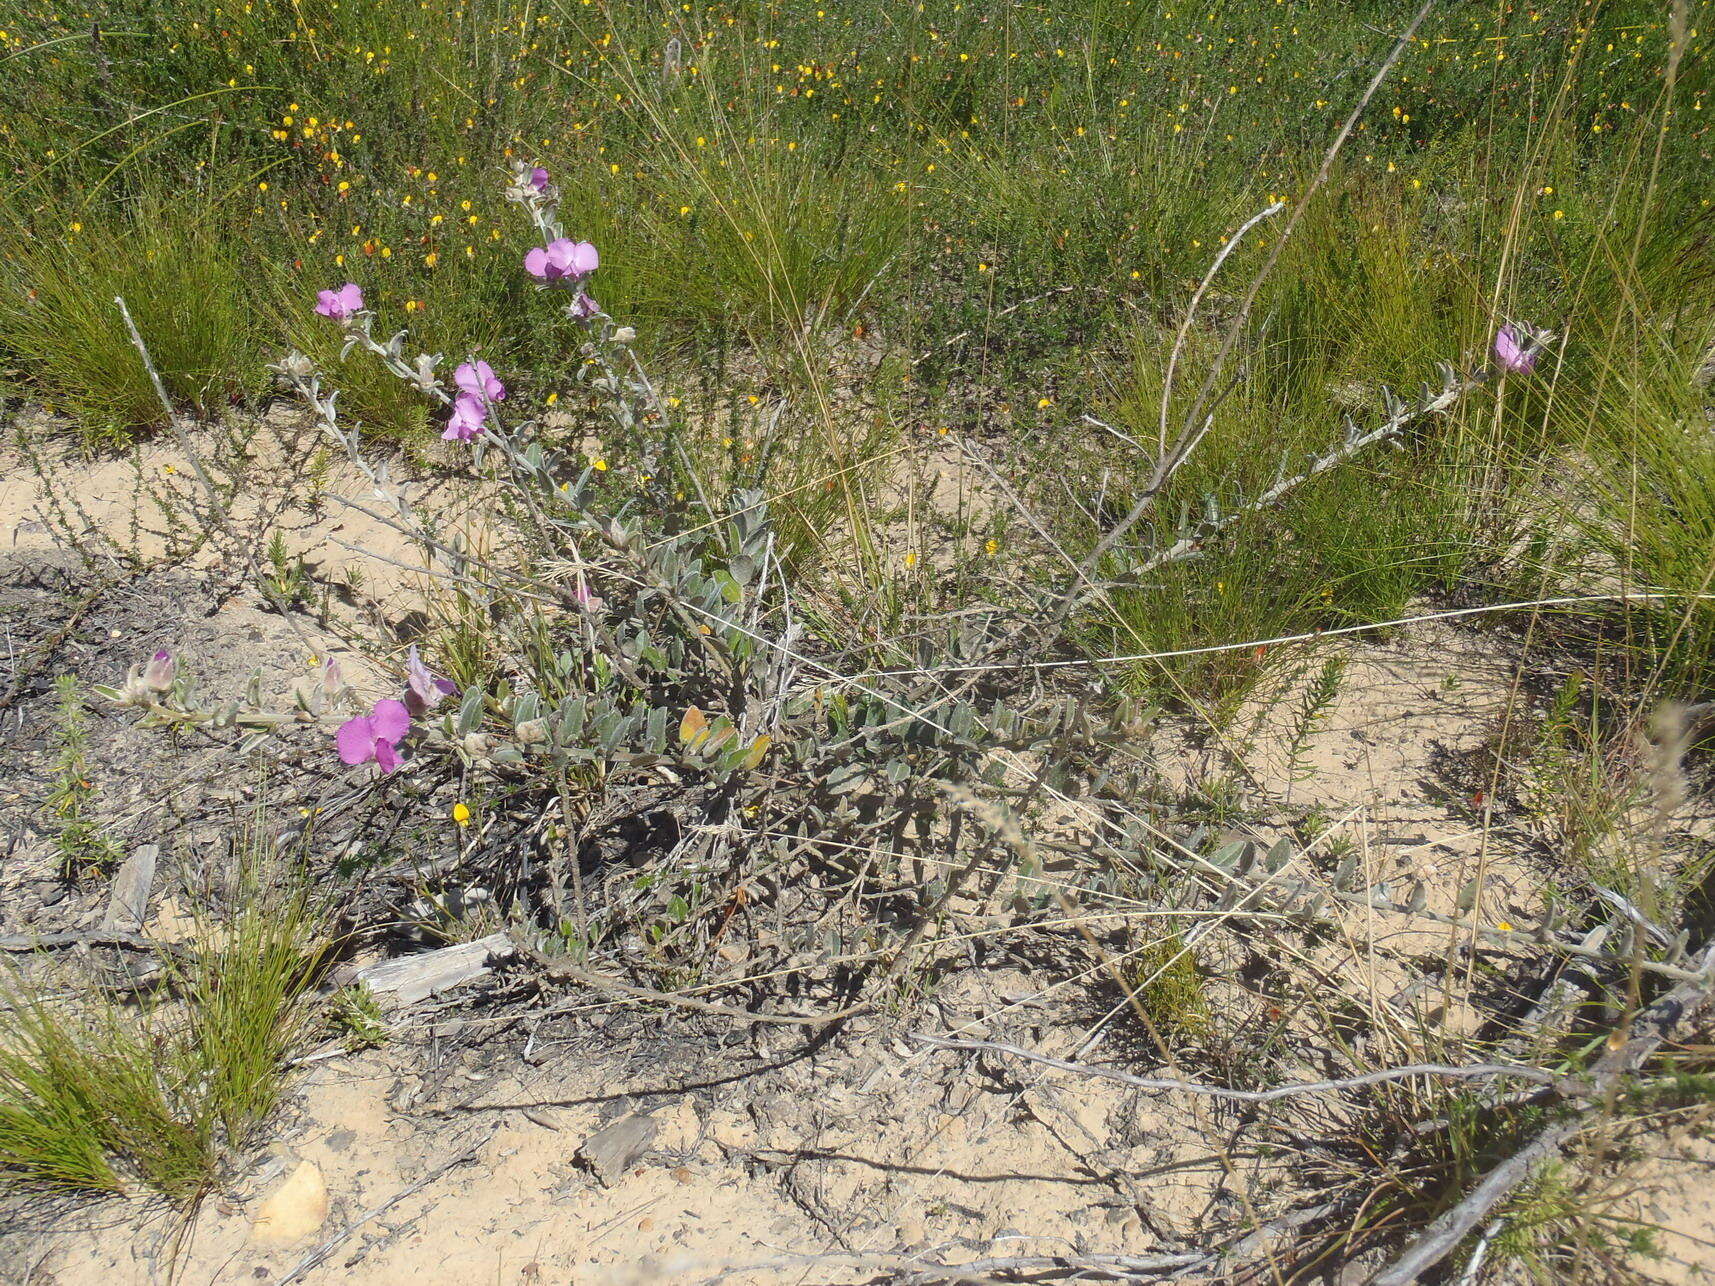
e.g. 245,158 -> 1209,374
143,650 -> 176,691
411,354 -> 442,392
514,717 -> 549,745
119,666 -> 152,706
274,351 -> 316,381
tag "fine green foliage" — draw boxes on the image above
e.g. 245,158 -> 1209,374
1489,1165 -> 1663,1283
262,529 -> 311,608
1130,929 -> 1210,1041
0,878 -> 324,1196
0,992 -> 166,1194
0,194 -> 264,442
46,674 -> 122,876
325,985 -> 389,1054
178,882 -> 325,1148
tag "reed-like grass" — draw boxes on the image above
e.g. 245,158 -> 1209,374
0,877 -> 324,1196
0,0 -> 1706,690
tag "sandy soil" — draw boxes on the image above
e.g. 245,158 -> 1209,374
4,417 -> 1714,1286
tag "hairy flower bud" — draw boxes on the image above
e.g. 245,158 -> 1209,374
143,650 -> 176,691
274,351 -> 316,381
411,354 -> 441,392
117,650 -> 175,707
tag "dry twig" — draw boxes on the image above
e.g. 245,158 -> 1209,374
911,1033 -> 1564,1104
1368,935 -> 1715,1285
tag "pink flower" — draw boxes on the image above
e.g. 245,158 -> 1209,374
524,238 -> 598,283
570,291 -> 600,320
1494,325 -> 1536,375
529,167 -> 551,191
454,360 -> 506,403
403,645 -> 458,717
442,393 -> 488,442
336,699 -> 410,773
572,581 -> 604,613
315,282 -> 364,321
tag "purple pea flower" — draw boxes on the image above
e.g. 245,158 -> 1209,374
570,291 -> 600,321
442,393 -> 488,442
403,645 -> 457,717
524,238 -> 599,283
572,581 -> 605,613
529,167 -> 551,191
454,360 -> 506,403
1494,325 -> 1536,375
336,699 -> 410,773
315,282 -> 364,321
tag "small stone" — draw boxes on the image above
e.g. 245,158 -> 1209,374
251,1160 -> 328,1245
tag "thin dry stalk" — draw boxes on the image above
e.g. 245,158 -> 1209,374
910,1034 -> 1563,1104
1367,933 -> 1715,1286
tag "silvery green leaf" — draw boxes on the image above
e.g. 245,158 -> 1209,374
825,762 -> 870,793
601,720 -> 626,755
456,686 -> 485,736
1234,843 -> 1258,877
